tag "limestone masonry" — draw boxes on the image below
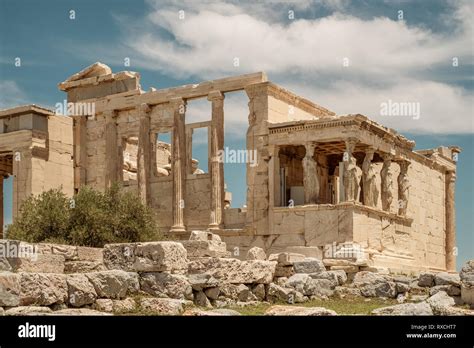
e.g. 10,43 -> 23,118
0,62 -> 461,273
0,237 -> 472,316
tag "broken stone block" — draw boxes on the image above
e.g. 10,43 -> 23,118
426,291 -> 456,315
204,287 -> 220,300
85,270 -> 139,299
353,271 -> 397,298
396,282 -> 411,294
429,285 -> 460,297
275,265 -> 295,278
5,306 -> 53,316
76,246 -> 103,262
64,260 -> 106,273
372,302 -> 433,316
264,305 -> 336,316
266,283 -> 292,303
140,272 -> 192,300
418,272 -> 435,287
103,241 -> 188,272
188,257 -> 276,284
304,279 -> 334,298
66,274 -> 97,307
460,260 -> 474,308
434,272 -> 461,286
251,284 -> 266,301
187,273 -> 220,291
184,308 -> 241,316
329,265 -> 359,273
51,308 -> 111,316
194,290 -> 212,308
0,272 -> 21,306
322,258 -> 353,267
268,252 -> 305,265
19,273 -> 68,306
180,240 -> 228,258
9,253 -> 65,274
139,298 -> 186,315
189,230 -> 222,242
246,247 -> 266,261
293,258 -> 326,274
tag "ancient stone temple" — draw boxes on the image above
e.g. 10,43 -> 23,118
0,62 -> 461,273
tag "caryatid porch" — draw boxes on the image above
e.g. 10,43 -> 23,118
267,114 -> 458,271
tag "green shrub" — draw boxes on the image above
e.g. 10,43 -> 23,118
7,184 -> 160,247
7,188 -> 70,244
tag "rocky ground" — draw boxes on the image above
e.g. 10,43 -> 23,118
1,232 -> 473,316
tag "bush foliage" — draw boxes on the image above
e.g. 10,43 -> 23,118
7,184 -> 159,247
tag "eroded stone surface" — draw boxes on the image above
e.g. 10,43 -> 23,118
103,242 -> 188,272
372,302 -> 433,316
85,270 -> 139,299
188,257 -> 276,284
19,273 -> 67,306
0,272 -> 20,306
264,305 -> 337,316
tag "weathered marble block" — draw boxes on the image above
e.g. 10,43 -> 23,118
103,241 -> 188,272
180,240 -> 229,258
188,257 -> 277,284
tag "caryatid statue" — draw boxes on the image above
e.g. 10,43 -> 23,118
343,156 -> 360,202
380,153 -> 393,212
397,160 -> 410,216
362,149 -> 379,207
303,143 -> 320,204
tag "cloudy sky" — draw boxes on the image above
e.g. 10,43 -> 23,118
0,0 -> 472,268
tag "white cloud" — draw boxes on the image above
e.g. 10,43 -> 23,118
112,0 -> 474,134
286,78 -> 474,134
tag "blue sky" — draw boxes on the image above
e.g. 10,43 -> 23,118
0,0 -> 472,269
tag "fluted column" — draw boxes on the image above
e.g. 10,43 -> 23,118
104,110 -> 118,188
445,171 -> 457,272
303,143 -> 319,204
208,91 -> 225,230
137,103 -> 151,205
170,97 -> 187,233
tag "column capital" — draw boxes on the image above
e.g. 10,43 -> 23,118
446,170 -> 457,182
139,103 -> 151,115
207,90 -> 225,101
103,109 -> 117,121
304,142 -> 316,157
344,137 -> 358,153
398,159 -> 411,172
365,146 -> 375,155
381,152 -> 393,161
169,97 -> 186,106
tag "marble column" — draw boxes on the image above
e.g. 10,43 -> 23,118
380,153 -> 394,212
445,171 -> 457,272
104,110 -> 118,188
362,148 -> 379,207
137,103 -> 151,205
342,138 -> 359,202
170,97 -> 187,233
208,91 -> 225,231
397,160 -> 410,216
303,143 -> 319,204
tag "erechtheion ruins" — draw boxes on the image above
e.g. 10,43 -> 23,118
0,62 -> 461,273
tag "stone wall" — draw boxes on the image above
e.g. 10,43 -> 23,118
0,236 -> 472,316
